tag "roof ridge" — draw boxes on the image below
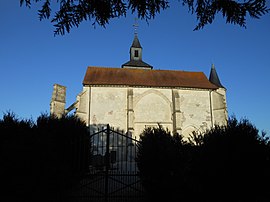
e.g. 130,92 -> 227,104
88,66 -> 119,69
88,66 -> 203,74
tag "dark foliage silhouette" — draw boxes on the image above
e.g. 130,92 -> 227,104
20,0 -> 269,35
0,112 -> 89,202
136,117 -> 270,201
136,126 -> 194,201
192,116 -> 270,200
0,112 -> 36,201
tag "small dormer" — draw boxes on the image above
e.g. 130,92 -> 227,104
122,34 -> 153,69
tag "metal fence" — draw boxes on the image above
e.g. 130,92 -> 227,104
67,125 -> 145,202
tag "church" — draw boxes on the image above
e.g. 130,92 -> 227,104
50,33 -> 228,139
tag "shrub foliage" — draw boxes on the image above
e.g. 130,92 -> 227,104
136,126 -> 193,200
136,117 -> 270,201
0,112 -> 89,202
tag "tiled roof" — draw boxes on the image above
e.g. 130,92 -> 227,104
121,59 -> 153,69
83,66 -> 218,89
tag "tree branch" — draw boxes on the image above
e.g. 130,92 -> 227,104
19,0 -> 269,35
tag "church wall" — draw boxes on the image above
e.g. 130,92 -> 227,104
89,86 -> 128,132
133,88 -> 173,138
50,101 -> 66,118
50,84 -> 66,118
179,89 -> 213,138
211,88 -> 228,126
75,86 -> 90,124
74,85 -> 227,139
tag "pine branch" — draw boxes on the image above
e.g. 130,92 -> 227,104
19,0 -> 269,35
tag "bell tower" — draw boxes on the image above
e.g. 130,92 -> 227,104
122,19 -> 153,69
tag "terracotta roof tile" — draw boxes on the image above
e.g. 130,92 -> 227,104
83,66 -> 218,89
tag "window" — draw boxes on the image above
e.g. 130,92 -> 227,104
134,50 -> 139,57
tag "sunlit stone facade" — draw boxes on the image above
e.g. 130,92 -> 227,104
50,35 -> 227,139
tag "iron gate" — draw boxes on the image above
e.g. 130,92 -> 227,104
69,125 -> 145,202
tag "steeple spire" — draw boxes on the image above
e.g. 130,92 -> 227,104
131,18 -> 142,50
133,18 -> 139,36
121,19 -> 152,69
209,64 -> 224,88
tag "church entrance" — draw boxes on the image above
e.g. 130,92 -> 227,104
68,125 -> 145,202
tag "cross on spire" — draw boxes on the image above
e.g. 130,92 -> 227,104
133,18 -> 139,35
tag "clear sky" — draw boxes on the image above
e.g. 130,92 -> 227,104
1,1 -> 269,135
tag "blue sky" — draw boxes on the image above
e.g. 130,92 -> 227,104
0,1 -> 269,134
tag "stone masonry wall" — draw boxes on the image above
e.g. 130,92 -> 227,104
75,86 -> 227,139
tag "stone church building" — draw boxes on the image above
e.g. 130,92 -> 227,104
50,34 -> 228,139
